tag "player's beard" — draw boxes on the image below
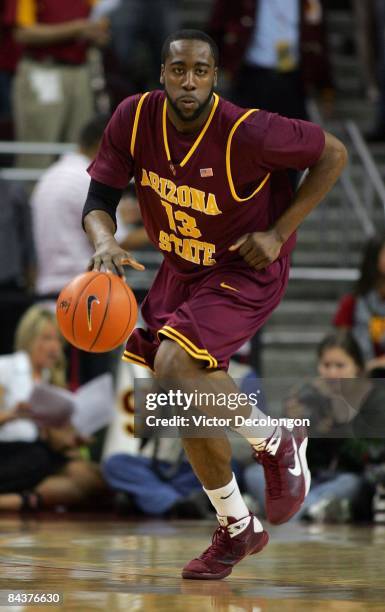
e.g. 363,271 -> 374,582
165,87 -> 215,122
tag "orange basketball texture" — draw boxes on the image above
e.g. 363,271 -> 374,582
56,271 -> 137,352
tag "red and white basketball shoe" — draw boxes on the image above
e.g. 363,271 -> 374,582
182,513 -> 269,580
253,426 -> 311,524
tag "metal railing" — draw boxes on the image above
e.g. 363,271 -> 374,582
0,141 -> 76,181
0,142 -> 75,155
345,120 -> 385,221
307,99 -> 376,239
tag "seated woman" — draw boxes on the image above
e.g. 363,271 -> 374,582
0,305 -> 108,511
244,330 -> 385,522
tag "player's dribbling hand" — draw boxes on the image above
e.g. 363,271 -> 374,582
229,229 -> 283,270
88,237 -> 145,277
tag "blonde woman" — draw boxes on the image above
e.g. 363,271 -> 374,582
0,305 -> 107,511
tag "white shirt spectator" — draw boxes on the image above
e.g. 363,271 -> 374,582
31,151 -> 93,296
245,0 -> 300,69
0,351 -> 38,442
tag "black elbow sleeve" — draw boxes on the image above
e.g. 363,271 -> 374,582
82,179 -> 123,231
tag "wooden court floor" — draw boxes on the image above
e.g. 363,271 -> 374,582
0,515 -> 384,611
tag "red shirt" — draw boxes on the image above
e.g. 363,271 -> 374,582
333,293 -> 356,327
4,0 -> 93,64
89,90 -> 325,278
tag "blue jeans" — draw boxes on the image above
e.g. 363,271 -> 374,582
244,463 -> 362,519
102,454 -> 201,515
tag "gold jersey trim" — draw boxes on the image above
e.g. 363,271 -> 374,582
130,92 -> 150,157
158,325 -> 218,369
16,0 -> 36,28
226,109 -> 271,203
162,93 -> 220,169
122,350 -> 152,370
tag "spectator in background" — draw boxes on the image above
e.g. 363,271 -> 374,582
244,331 -> 384,522
0,0 -> 22,146
334,235 -> 385,376
208,0 -> 334,120
103,437 -> 212,519
3,0 -> 109,168
92,0 -> 180,109
0,306 -> 107,512
31,114 -> 112,387
32,115 -> 109,306
0,178 -> 35,355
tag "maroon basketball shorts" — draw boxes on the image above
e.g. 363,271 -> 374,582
123,257 -> 290,371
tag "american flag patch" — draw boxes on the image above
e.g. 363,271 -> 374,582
200,168 -> 213,177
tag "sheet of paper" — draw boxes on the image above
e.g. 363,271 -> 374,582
28,384 -> 74,426
72,373 -> 114,436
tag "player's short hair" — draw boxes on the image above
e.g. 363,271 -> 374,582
161,29 -> 219,66
78,114 -> 110,150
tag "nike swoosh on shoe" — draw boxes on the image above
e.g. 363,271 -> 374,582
288,438 -> 302,476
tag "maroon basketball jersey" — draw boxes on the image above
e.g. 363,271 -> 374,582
89,90 -> 324,277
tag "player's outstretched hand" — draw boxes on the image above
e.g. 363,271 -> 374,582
229,229 -> 283,270
88,237 -> 145,277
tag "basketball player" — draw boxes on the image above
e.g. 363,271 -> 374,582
82,30 -> 347,579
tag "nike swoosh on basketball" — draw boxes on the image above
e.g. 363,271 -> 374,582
220,487 -> 235,500
87,295 -> 100,331
288,438 -> 302,477
220,282 -> 239,292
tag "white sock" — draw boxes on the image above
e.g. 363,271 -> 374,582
203,473 -> 250,521
233,402 -> 278,446
247,427 -> 282,451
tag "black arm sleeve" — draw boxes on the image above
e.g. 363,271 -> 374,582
82,179 -> 123,232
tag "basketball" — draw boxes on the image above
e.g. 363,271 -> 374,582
56,271 -> 137,352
